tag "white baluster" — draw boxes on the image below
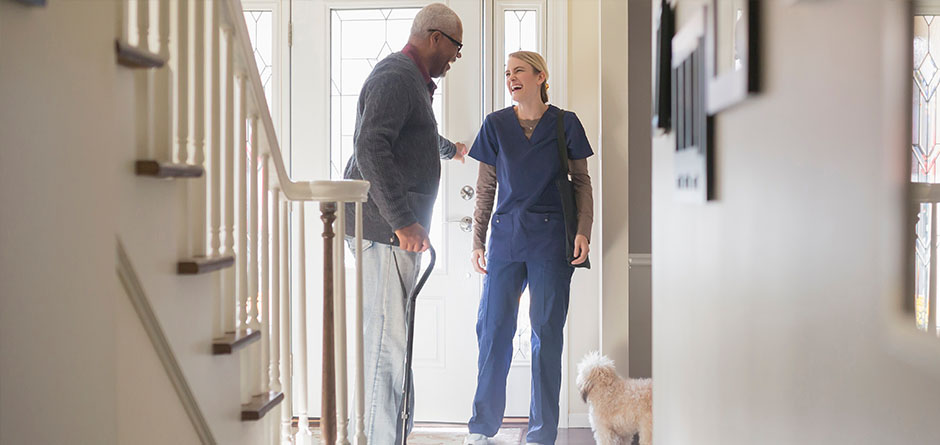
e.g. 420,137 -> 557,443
354,201 -> 366,445
191,0 -> 206,258
118,0 -> 129,46
238,75 -> 250,404
209,1 -> 222,259
295,203 -> 312,441
154,0 -> 171,162
271,187 -> 284,440
136,0 -> 149,51
248,117 -> 262,397
335,202 -> 350,445
262,155 -> 273,395
134,0 -> 153,160
222,25 -> 236,335
174,0 -> 190,164
280,198 -> 294,445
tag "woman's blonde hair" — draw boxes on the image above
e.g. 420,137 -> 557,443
508,50 -> 549,103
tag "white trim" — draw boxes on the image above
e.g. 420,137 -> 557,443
547,0 -> 568,109
915,0 -> 940,15
116,240 -> 217,445
567,412 -> 592,429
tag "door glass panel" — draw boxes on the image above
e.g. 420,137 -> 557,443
330,8 -> 444,253
502,9 -> 538,108
912,16 -> 940,335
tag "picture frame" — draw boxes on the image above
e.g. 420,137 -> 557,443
671,5 -> 713,202
706,0 -> 760,114
652,1 -> 675,131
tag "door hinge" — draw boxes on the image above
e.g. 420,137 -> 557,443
288,21 -> 293,48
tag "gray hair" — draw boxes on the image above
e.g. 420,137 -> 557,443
410,3 -> 461,38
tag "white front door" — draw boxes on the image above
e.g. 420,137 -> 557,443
408,0 -> 485,423
289,0 -> 494,424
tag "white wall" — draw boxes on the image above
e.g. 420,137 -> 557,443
653,0 -> 940,443
566,0 -> 604,421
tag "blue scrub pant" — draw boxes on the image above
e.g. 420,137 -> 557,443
468,257 -> 573,445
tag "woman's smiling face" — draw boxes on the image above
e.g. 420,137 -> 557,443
505,56 -> 545,103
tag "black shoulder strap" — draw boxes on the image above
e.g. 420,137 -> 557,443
556,108 -> 569,179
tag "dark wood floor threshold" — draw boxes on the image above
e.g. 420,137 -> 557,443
177,255 -> 234,275
241,391 -> 284,421
135,160 -> 204,178
115,40 -> 167,69
212,329 -> 261,355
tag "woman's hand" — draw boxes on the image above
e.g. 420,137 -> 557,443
571,234 -> 590,265
471,249 -> 487,274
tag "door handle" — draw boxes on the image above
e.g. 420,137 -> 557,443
448,216 -> 473,233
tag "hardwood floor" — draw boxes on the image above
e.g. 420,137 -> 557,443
555,427 -> 595,445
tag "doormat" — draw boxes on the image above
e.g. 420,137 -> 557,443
311,426 -> 526,444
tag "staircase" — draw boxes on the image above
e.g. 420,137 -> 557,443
111,0 -> 368,443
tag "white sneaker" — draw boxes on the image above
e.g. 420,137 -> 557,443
463,433 -> 489,444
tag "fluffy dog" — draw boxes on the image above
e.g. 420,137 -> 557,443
576,351 -> 652,445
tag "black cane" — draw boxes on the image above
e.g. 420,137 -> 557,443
399,246 -> 436,445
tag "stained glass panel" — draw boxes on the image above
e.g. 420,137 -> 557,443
915,203 -> 931,331
330,8 -> 444,253
244,10 -> 274,109
503,10 -> 539,108
912,16 -> 940,183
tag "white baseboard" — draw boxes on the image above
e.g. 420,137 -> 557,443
567,413 -> 591,428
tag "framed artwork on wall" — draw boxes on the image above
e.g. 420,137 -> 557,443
706,0 -> 761,114
671,5 -> 713,202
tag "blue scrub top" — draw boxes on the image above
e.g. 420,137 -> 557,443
469,105 -> 594,262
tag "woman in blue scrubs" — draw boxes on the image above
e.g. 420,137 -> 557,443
464,51 -> 594,445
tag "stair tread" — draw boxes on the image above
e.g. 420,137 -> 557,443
115,40 -> 167,69
241,391 -> 284,421
177,255 -> 234,275
212,329 -> 261,355
136,160 -> 204,178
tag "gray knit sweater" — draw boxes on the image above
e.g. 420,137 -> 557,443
343,52 -> 455,245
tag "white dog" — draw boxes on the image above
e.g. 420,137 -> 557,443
576,351 -> 652,445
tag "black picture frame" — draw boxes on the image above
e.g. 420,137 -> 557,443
671,6 -> 713,203
653,1 -> 675,131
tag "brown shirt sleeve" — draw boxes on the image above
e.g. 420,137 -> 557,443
473,162 -> 497,251
569,158 -> 594,242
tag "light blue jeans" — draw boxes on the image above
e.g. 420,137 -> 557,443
346,237 -> 422,445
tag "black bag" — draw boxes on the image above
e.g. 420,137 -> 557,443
555,109 -> 590,269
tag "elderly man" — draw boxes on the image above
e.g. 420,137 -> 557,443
343,3 -> 466,443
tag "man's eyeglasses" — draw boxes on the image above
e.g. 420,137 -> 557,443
428,29 -> 463,53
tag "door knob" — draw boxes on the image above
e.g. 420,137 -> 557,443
460,185 -> 475,201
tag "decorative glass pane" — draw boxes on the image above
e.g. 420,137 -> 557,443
915,203 -> 932,331
330,8 -> 444,252
503,10 -> 539,108
913,16 -> 940,183
512,289 -> 531,363
244,10 -> 274,109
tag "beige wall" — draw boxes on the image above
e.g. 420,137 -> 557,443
1,1 -> 121,442
1,1 -> 264,443
653,0 -> 940,443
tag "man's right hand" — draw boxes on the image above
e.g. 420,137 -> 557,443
395,223 -> 430,253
